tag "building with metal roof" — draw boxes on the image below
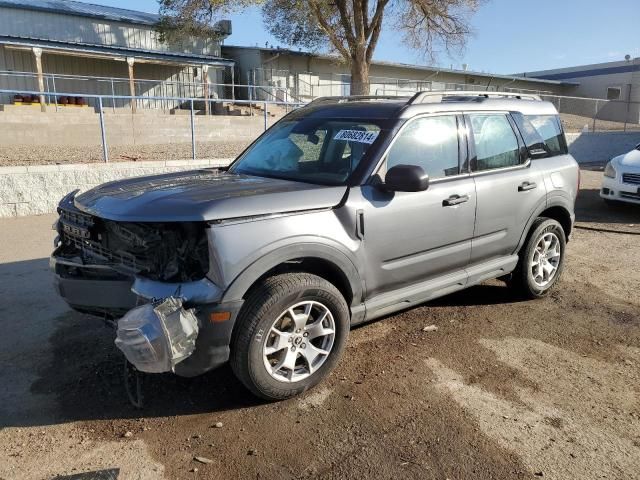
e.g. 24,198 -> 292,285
0,0 -> 234,111
222,45 -> 576,103
0,0 -> 163,26
519,57 -> 640,124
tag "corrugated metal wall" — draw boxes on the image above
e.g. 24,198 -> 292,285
0,6 -> 221,56
0,46 -> 36,90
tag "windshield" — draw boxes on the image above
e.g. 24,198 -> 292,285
230,117 -> 383,185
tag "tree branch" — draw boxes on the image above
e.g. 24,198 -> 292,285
352,0 -> 365,43
365,0 -> 388,61
335,0 -> 357,49
365,0 -> 388,39
309,0 -> 352,60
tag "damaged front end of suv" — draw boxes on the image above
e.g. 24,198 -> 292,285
51,190 -> 236,376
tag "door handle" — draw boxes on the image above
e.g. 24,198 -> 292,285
442,194 -> 470,207
355,209 -> 365,240
518,181 -> 537,192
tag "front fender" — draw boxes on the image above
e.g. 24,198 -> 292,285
220,240 -> 364,308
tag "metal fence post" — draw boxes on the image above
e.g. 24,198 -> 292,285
110,78 -> 116,112
98,96 -> 109,162
248,73 -> 253,117
263,101 -> 268,131
593,100 -> 598,132
190,98 -> 196,160
51,74 -> 58,112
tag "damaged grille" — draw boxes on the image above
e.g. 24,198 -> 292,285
60,207 -> 94,229
64,234 -> 142,272
57,204 -> 209,282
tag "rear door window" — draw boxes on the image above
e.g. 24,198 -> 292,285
468,113 -> 521,171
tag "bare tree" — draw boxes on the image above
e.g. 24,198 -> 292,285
159,0 -> 482,95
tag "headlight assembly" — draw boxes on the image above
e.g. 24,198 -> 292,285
603,161 -> 617,179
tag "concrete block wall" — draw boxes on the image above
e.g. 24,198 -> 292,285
0,158 -> 232,217
0,108 -> 272,147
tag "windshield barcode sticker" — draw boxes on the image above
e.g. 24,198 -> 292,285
334,130 -> 379,144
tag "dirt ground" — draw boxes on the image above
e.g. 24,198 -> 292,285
1,169 -> 639,480
559,113 -> 640,133
0,112 -> 638,166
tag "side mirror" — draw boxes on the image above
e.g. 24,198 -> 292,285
384,164 -> 429,192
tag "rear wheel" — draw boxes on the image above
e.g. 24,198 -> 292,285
230,273 -> 349,400
509,218 -> 566,299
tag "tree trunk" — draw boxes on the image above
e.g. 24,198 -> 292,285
350,56 -> 370,96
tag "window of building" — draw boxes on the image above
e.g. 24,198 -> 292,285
385,115 -> 460,179
468,114 -> 520,171
607,87 -> 621,100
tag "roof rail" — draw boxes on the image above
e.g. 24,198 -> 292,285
309,95 -> 411,104
409,91 -> 542,104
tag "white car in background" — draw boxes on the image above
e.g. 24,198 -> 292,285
601,144 -> 640,206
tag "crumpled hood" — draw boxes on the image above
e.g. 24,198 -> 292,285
74,169 -> 347,222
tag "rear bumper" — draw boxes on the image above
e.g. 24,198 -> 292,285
50,252 -> 243,377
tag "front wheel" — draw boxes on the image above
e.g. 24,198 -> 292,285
509,218 -> 566,299
230,273 -> 349,400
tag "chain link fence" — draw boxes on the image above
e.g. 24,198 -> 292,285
539,94 -> 640,133
0,88 -> 301,165
2,70 -> 639,167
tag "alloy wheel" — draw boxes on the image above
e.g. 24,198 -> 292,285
530,232 -> 561,288
262,301 -> 336,383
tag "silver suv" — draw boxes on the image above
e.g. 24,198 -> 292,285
51,92 -> 579,400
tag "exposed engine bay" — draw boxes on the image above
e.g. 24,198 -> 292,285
55,196 -> 209,283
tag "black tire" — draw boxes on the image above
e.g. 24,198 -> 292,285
230,273 -> 349,400
509,217 -> 566,299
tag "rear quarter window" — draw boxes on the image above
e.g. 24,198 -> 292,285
512,113 -> 567,157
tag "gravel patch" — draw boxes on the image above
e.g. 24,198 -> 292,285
560,113 -> 640,133
0,141 -> 251,166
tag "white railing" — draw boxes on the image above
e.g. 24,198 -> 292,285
0,70 -> 300,111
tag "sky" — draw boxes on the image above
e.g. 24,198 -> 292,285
95,0 -> 639,74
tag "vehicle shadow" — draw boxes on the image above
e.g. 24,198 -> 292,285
427,282 -> 520,307
0,256 -> 264,429
24,309 -> 264,428
1,257 -> 527,429
575,187 -> 640,225
351,282 -> 525,335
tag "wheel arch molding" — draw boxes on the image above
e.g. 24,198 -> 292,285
516,195 -> 574,253
220,242 -> 364,310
